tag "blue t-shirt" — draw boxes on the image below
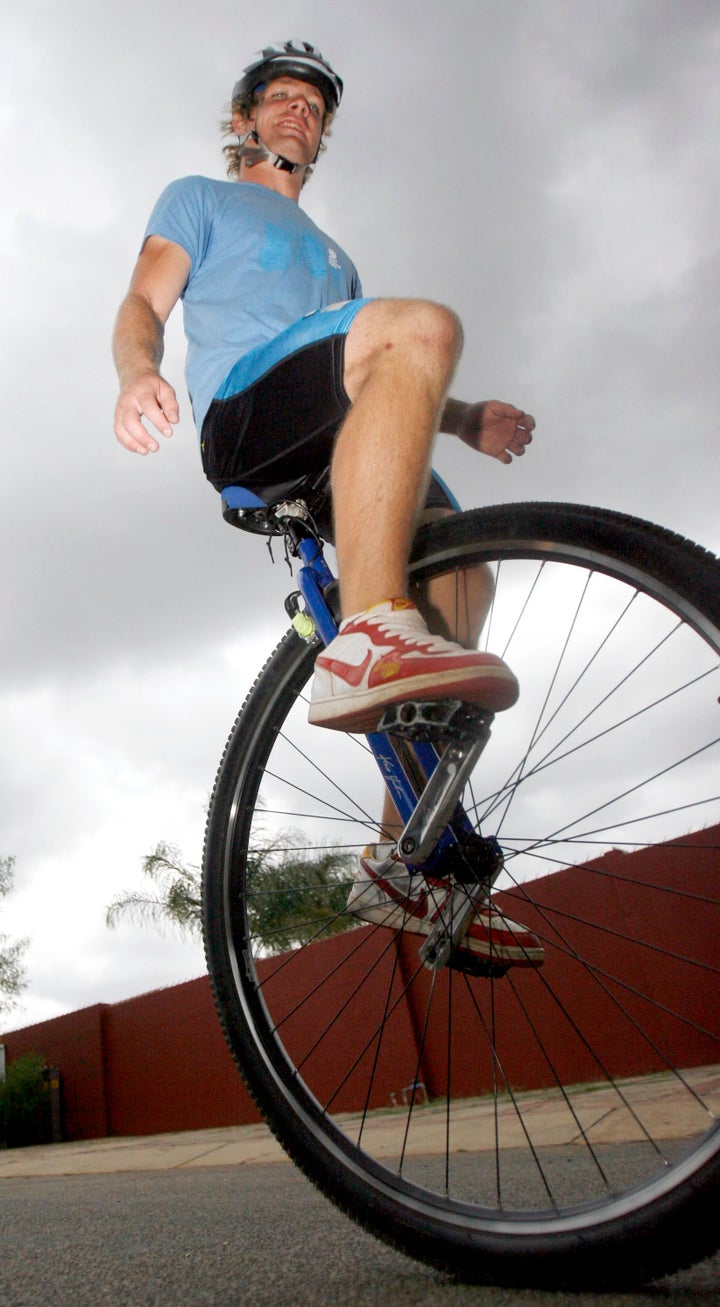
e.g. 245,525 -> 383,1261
143,176 -> 363,433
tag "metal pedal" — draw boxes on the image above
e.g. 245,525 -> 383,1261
378,699 -> 494,743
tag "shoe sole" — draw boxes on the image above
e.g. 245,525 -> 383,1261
309,665 -> 519,733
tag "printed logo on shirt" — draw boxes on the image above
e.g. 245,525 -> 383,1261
301,232 -> 327,277
328,247 -> 341,270
259,224 -> 292,272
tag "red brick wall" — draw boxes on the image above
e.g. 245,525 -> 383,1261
2,1003 -> 109,1141
410,829 -> 720,1100
3,825 -> 718,1141
102,976 -> 259,1136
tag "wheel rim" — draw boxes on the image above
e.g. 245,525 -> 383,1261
215,517 -> 720,1242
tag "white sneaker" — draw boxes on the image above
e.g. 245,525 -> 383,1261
348,844 -> 545,971
308,598 -> 519,733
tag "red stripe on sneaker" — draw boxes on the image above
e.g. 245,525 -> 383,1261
316,650 -> 373,687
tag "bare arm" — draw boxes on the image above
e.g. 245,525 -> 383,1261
441,398 -> 535,465
113,236 -> 191,455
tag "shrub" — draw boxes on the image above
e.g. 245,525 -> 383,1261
0,1052 -> 49,1148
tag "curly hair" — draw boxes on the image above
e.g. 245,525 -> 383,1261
221,87 -> 334,185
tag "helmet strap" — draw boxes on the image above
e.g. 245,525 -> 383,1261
236,129 -> 315,176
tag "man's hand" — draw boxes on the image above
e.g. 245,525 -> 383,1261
455,400 -> 535,465
114,373 -> 180,455
112,236 -> 190,455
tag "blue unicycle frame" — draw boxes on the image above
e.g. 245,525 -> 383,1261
220,483 -> 482,874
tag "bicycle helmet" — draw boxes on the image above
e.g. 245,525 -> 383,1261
232,40 -> 343,113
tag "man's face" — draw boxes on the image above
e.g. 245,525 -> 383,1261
250,76 -> 326,164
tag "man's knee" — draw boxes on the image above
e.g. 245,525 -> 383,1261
397,299 -> 462,356
377,298 -> 462,358
345,298 -> 463,395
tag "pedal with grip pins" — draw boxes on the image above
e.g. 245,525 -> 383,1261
378,699 -> 494,743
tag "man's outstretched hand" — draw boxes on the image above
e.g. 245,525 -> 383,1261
455,400 -> 535,465
114,373 -> 180,455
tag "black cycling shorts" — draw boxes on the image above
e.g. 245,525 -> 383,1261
201,335 -> 457,533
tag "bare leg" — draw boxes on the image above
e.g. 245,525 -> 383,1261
331,301 -> 479,836
412,509 -> 494,648
332,298 -> 462,618
310,295 -> 516,736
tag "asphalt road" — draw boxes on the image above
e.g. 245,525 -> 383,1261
0,1162 -> 718,1307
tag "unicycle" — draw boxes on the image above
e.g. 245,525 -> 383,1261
202,487 -> 720,1290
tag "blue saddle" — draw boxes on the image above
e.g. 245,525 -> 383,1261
221,485 -> 268,513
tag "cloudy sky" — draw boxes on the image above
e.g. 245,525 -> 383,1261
1,0 -> 718,1032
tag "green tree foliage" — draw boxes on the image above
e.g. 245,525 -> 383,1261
0,856 -> 29,1015
106,843 -> 202,938
0,1052 -> 48,1148
106,836 -> 355,954
245,837 -> 354,953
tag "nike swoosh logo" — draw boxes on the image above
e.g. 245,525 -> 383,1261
320,650 -> 373,687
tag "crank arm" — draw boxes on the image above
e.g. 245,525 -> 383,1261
419,881 -> 487,970
394,715 -> 493,866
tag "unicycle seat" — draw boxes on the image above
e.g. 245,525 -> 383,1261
221,485 -> 283,536
220,472 -> 334,539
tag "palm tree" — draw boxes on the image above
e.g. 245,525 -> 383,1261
106,843 -> 202,939
106,836 -> 355,953
243,836 -> 354,952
